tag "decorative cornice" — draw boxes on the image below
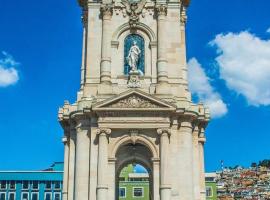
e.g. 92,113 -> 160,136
155,4 -> 167,17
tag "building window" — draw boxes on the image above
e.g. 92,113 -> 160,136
54,182 -> 61,190
21,192 -> 29,200
32,181 -> 39,190
8,192 -> 15,200
9,181 -> 16,190
54,192 -> 61,200
44,193 -> 51,200
119,187 -> 126,198
133,187 -> 144,197
31,192 -> 38,200
45,181 -> 51,189
22,181 -> 29,190
0,193 -> 6,200
206,186 -> 213,197
0,181 -> 7,189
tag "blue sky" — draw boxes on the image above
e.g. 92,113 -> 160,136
0,0 -> 269,172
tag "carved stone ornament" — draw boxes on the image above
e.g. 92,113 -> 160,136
96,128 -> 112,136
128,70 -> 141,88
108,95 -> 160,108
180,6 -> 187,25
100,4 -> 113,18
157,128 -> 171,136
129,130 -> 139,144
155,4 -> 167,16
121,0 -> 147,27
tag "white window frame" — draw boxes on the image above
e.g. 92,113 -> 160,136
119,187 -> 126,198
206,186 -> 213,197
44,192 -> 52,200
32,181 -> 39,190
9,181 -> 16,190
133,187 -> 144,198
0,192 -> 6,200
54,182 -> 61,190
21,192 -> 29,200
54,192 -> 61,200
8,192 -> 15,200
31,192 -> 39,200
45,181 -> 51,190
0,181 -> 7,189
22,181 -> 29,190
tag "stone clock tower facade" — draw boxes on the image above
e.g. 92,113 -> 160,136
58,0 -> 210,199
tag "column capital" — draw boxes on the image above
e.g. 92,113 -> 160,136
81,9 -> 88,27
157,128 -> 171,137
100,4 -> 113,19
155,4 -> 167,17
96,128 -> 112,136
62,136 -> 69,145
180,6 -> 187,26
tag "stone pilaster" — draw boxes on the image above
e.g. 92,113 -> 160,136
152,158 -> 160,200
178,117 -> 194,200
80,8 -> 88,89
180,5 -> 188,87
100,4 -> 113,85
155,5 -> 170,94
157,128 -> 171,200
68,127 -> 76,200
74,119 -> 91,200
62,135 -> 69,200
193,125 -> 201,200
97,128 -> 111,200
198,127 -> 206,200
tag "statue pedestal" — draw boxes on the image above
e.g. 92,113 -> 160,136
128,70 -> 141,88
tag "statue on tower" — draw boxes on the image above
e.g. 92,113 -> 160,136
126,41 -> 141,72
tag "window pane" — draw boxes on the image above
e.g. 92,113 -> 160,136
45,181 -> 51,189
9,181 -> 15,190
22,193 -> 28,200
54,193 -> 60,200
32,181 -> 39,190
45,193 -> 51,200
9,193 -> 15,200
133,188 -> 143,197
0,181 -> 6,189
32,193 -> 38,200
206,187 -> 212,197
54,182 -> 60,189
0,193 -> 5,200
22,181 -> 29,189
119,188 -> 126,197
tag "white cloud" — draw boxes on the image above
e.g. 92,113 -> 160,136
188,58 -> 228,118
210,31 -> 270,106
267,28 -> 270,33
0,51 -> 19,87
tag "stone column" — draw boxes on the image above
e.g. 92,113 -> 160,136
180,5 -> 188,86
108,158 -> 116,200
100,4 -> 113,84
62,135 -> 69,200
74,119 -> 91,200
97,128 -> 111,200
178,118 -> 194,200
155,5 -> 169,93
152,158 -> 160,200
198,127 -> 206,200
193,126 -> 201,200
68,127 -> 76,200
80,8 -> 88,89
157,129 -> 171,200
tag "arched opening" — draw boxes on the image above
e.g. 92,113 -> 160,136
115,143 -> 153,200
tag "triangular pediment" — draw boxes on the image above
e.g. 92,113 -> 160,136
93,89 -> 176,111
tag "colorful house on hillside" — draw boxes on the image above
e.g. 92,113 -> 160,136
118,165 -> 150,200
205,173 -> 218,200
0,162 -> 63,200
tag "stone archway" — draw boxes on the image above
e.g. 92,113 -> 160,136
115,143 -> 154,200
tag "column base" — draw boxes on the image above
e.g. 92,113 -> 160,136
160,184 -> 171,200
97,185 -> 109,200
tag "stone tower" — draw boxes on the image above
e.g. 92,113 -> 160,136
58,0 -> 210,199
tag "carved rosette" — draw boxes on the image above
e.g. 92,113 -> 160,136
155,4 -> 167,17
100,4 -> 113,19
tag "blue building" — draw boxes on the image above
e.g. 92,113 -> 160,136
0,162 -> 63,200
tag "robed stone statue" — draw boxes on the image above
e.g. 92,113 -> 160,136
126,41 -> 141,72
